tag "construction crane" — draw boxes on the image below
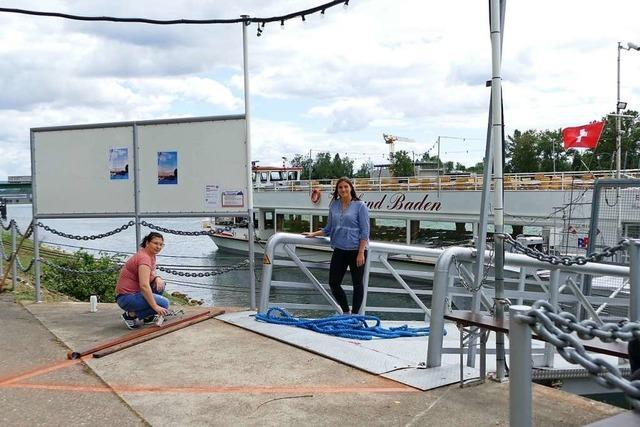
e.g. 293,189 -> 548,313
382,133 -> 415,159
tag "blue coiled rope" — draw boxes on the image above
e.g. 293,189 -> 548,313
255,307 -> 440,340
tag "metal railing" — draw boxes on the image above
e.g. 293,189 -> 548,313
259,232 -> 444,318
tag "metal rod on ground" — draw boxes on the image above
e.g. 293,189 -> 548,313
33,222 -> 41,302
509,305 -> 532,427
67,310 -> 219,359
93,310 -> 223,358
629,240 -> 640,322
241,15 -> 256,310
543,269 -> 559,367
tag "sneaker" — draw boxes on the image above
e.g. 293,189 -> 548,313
121,312 -> 139,329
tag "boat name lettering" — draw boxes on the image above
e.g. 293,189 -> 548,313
362,193 -> 441,212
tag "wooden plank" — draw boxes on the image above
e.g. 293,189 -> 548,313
444,311 -> 629,359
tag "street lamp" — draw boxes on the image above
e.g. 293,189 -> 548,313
616,41 -> 640,178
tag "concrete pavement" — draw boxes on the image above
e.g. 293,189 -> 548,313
0,294 -> 625,426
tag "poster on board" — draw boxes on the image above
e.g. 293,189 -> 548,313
108,147 -> 129,180
204,184 -> 220,208
222,190 -> 244,207
158,151 -> 178,185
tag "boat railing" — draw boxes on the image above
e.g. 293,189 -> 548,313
253,169 -> 640,193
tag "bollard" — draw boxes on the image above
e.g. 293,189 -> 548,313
89,295 -> 98,312
509,305 -> 533,427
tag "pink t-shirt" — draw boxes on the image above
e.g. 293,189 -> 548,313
115,249 -> 157,295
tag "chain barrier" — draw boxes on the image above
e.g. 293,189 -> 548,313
140,220 -> 215,236
0,218 -> 14,231
514,300 -> 640,408
500,233 -> 629,266
15,221 -> 34,239
39,258 -> 123,275
37,221 -> 135,241
156,260 -> 250,278
452,244 -> 494,293
16,257 -> 35,273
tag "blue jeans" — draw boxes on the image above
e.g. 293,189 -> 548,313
116,285 -> 169,320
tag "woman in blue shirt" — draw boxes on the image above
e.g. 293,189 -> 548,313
303,177 -> 370,314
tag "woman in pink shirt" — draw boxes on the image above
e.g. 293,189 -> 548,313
115,232 -> 170,329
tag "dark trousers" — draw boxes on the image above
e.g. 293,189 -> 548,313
328,248 -> 367,314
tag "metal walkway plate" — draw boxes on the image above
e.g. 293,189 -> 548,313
218,311 -> 479,390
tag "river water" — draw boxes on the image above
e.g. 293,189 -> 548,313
3,204 -> 255,307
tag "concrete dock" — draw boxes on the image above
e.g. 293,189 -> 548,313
0,294 -> 625,426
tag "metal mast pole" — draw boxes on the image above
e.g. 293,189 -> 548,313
241,16 -> 256,310
616,42 -> 622,179
489,0 -> 506,380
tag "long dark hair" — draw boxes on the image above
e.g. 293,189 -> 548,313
140,232 -> 164,248
331,177 -> 360,201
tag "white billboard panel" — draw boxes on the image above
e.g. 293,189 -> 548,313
32,116 -> 248,217
33,126 -> 134,215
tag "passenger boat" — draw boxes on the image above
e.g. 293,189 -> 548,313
205,165 -> 637,261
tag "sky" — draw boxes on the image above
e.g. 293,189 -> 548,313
0,0 -> 639,179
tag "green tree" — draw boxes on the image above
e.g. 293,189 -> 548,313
389,150 -> 414,177
290,154 -> 312,179
506,130 -> 540,173
354,161 -> 372,178
331,153 -> 354,178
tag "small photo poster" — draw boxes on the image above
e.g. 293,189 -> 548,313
205,184 -> 220,208
158,151 -> 178,185
108,147 -> 129,180
222,190 -> 244,207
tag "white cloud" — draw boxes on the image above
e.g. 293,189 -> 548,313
0,0 -> 639,175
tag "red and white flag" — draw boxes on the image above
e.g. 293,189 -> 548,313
562,121 -> 606,150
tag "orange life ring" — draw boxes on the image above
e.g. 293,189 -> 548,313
310,188 -> 321,204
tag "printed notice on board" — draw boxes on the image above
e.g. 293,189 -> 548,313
222,190 -> 244,207
204,184 -> 220,208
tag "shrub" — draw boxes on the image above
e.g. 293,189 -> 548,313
41,251 -> 122,302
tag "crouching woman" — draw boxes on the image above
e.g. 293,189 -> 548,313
115,232 -> 170,329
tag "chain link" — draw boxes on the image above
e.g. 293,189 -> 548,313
500,233 -> 629,266
514,300 -> 640,408
16,257 -> 35,273
453,244 -> 494,293
140,220 -> 215,236
0,218 -> 14,231
40,258 -> 123,275
37,221 -> 135,241
156,260 -> 250,278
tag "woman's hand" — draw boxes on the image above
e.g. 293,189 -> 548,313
356,252 -> 365,267
154,305 -> 170,316
302,231 -> 317,238
153,276 -> 166,293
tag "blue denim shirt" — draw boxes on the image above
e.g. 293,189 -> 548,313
322,200 -> 370,250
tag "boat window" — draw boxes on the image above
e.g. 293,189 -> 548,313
370,218 -> 406,243
312,215 -> 327,230
409,220 -> 473,246
288,171 -> 299,181
270,171 -> 283,181
252,172 -> 256,182
260,172 -> 268,183
264,211 -> 274,229
277,213 -> 311,233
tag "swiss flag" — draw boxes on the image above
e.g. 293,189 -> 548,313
562,121 -> 606,149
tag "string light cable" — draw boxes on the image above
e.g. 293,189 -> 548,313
0,1 -> 351,36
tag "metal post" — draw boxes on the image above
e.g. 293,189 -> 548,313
628,240 -> 640,322
436,136 -> 441,195
616,42 -> 622,180
509,305 -> 533,427
543,268 -> 560,367
11,221 -> 17,290
132,123 -> 141,250
241,15 -> 257,310
0,222 -> 4,279
489,0 -> 506,380
33,221 -> 41,302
